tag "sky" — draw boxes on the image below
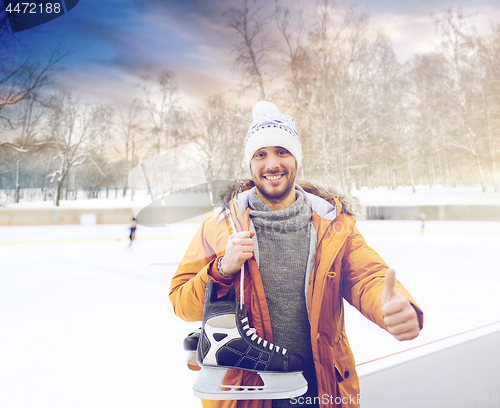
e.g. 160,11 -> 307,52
2,0 -> 500,108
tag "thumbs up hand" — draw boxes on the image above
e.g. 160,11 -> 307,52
381,268 -> 420,341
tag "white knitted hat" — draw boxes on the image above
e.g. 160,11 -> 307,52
244,101 -> 302,168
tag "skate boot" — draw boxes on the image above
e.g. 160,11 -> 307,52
193,280 -> 308,400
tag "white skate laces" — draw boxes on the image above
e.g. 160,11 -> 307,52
241,316 -> 287,355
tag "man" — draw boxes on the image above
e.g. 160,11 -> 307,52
129,217 -> 137,246
169,101 -> 423,408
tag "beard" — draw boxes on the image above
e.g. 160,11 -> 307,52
251,165 -> 297,206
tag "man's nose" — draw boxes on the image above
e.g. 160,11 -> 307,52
264,153 -> 280,170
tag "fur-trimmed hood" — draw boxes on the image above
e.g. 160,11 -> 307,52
211,179 -> 361,219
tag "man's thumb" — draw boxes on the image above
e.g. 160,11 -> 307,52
382,268 -> 397,304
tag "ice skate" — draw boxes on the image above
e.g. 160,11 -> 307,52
193,280 -> 308,400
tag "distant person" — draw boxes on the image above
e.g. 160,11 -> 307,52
420,212 -> 426,234
129,217 -> 137,246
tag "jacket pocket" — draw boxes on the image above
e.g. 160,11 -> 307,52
332,337 -> 362,407
333,337 -> 352,384
334,364 -> 349,383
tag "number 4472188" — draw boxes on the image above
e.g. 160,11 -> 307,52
6,3 -> 61,14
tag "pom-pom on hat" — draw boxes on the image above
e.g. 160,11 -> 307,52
245,101 -> 302,168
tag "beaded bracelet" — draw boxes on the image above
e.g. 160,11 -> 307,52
217,256 -> 233,278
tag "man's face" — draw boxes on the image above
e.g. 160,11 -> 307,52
250,146 -> 297,208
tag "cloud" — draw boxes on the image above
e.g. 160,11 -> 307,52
50,67 -> 142,105
51,53 -> 240,109
371,13 -> 438,60
177,66 -> 240,106
362,1 -> 500,61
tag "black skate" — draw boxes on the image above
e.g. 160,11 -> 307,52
193,279 -> 308,400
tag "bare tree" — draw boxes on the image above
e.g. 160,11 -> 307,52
274,0 -> 314,180
0,34 -> 64,139
0,20 -> 64,159
225,0 -> 272,99
407,52 -> 456,188
304,4 -> 400,191
139,70 -> 182,156
432,8 -> 491,191
299,0 -> 344,184
115,98 -> 143,197
190,94 -> 247,182
46,93 -> 113,206
4,93 -> 52,202
480,24 -> 500,191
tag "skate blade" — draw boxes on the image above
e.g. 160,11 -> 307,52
193,366 -> 308,400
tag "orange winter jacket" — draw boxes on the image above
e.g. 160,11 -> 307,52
169,182 -> 424,408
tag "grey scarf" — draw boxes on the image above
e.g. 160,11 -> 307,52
248,187 -> 318,407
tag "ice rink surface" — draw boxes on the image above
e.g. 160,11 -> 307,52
1,220 -> 499,408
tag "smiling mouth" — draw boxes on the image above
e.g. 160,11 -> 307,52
263,174 -> 284,181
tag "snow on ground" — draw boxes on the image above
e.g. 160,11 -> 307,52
1,220 -> 499,408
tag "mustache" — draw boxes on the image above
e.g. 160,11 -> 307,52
262,169 -> 287,175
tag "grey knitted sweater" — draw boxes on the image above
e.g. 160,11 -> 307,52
248,188 -> 318,407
